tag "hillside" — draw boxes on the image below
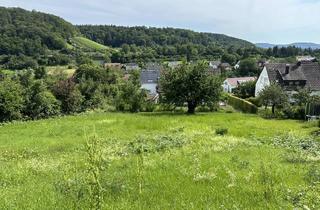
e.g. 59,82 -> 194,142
78,25 -> 256,62
0,7 -> 111,69
71,37 -> 110,51
78,25 -> 253,49
0,7 -> 78,55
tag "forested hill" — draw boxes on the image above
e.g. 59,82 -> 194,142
78,25 -> 253,49
0,7 -> 258,68
0,7 -> 78,56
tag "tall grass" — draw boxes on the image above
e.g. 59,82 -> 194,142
0,112 -> 318,209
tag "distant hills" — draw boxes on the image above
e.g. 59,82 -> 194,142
256,42 -> 320,49
78,25 -> 254,49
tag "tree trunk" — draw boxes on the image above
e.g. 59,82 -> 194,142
187,101 -> 196,114
272,104 -> 275,114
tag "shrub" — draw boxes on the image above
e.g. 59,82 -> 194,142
53,79 -> 83,114
144,101 -> 156,112
227,94 -> 258,114
215,128 -> 228,136
25,81 -> 61,119
0,77 -> 25,121
247,97 -> 262,107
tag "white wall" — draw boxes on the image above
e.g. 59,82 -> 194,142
311,91 -> 320,96
141,83 -> 157,95
255,67 -> 270,96
222,80 -> 233,93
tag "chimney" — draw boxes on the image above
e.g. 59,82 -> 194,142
285,64 -> 290,74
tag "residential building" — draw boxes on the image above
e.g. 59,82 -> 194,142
140,62 -> 162,95
125,63 -> 140,71
255,61 -> 320,97
223,77 -> 256,93
140,70 -> 160,95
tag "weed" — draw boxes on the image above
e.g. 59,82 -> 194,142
86,135 -> 105,210
215,128 -> 228,136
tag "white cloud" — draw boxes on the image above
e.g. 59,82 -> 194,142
1,0 -> 320,43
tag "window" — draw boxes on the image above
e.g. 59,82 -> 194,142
295,81 -> 300,85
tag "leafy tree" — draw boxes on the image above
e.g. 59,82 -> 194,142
232,80 -> 256,99
115,70 -> 147,112
0,77 -> 25,121
221,53 -> 237,65
238,58 -> 259,76
25,81 -> 60,119
293,88 -> 311,106
34,66 -> 47,80
259,84 -> 288,114
53,79 -> 83,114
160,61 -> 222,114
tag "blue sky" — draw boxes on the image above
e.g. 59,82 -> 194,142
2,0 -> 320,44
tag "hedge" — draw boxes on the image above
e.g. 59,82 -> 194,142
227,94 -> 258,114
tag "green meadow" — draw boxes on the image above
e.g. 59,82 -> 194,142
0,112 -> 319,209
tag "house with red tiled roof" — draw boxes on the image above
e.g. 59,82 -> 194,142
222,77 -> 256,93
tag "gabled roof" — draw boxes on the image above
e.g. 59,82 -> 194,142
265,61 -> 320,91
225,77 -> 256,87
220,63 -> 232,68
209,61 -> 221,68
144,62 -> 162,71
140,70 -> 160,84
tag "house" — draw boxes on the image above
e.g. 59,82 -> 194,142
209,61 -> 221,70
208,61 -> 222,75
255,61 -> 320,97
140,70 -> 160,95
223,77 -> 256,93
144,62 -> 162,72
140,63 -> 162,95
220,63 -> 232,71
125,63 -> 140,71
166,61 -> 182,68
234,61 -> 240,70
296,56 -> 317,62
208,61 -> 232,75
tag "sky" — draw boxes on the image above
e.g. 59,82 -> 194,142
1,0 -> 320,44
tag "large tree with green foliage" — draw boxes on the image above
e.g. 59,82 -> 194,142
160,62 -> 222,114
238,58 -> 259,76
25,81 -> 60,119
259,84 -> 288,114
115,70 -> 147,112
0,77 -> 25,121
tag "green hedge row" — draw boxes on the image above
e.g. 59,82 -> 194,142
227,94 -> 258,114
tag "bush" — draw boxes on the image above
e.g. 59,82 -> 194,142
215,128 -> 228,136
144,101 -> 156,112
283,105 -> 306,120
227,94 -> 258,114
259,109 -> 285,119
0,78 -> 25,121
53,79 -> 83,114
247,97 -> 262,107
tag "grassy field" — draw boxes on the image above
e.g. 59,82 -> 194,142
71,37 -> 111,52
46,65 -> 76,77
0,112 -> 319,209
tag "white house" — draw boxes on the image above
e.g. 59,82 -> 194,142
255,61 -> 320,97
223,77 -> 256,93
